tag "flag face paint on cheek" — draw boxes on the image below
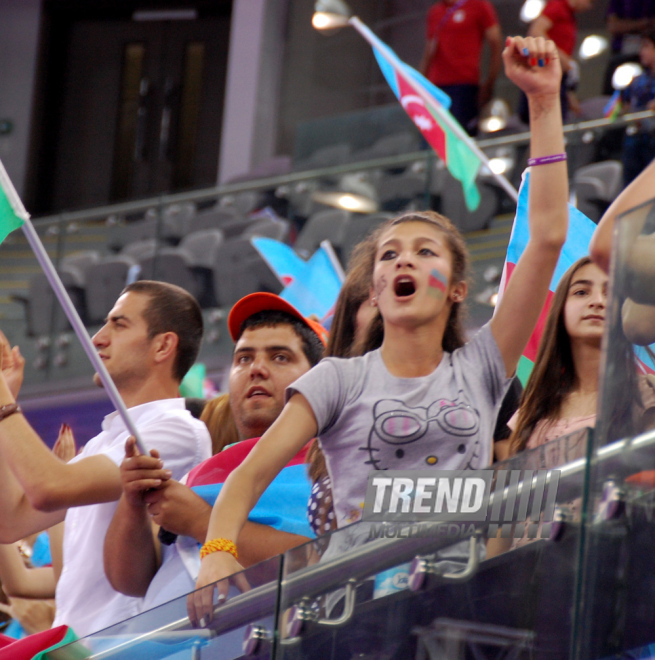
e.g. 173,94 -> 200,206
428,269 -> 448,298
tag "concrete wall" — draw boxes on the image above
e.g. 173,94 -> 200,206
0,0 -> 41,196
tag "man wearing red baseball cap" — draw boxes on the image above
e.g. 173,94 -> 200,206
224,292 -> 327,442
104,293 -> 327,611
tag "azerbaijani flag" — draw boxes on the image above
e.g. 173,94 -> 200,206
497,170 -> 596,385
250,237 -> 308,288
0,161 -> 28,243
187,437 -> 315,539
252,237 -> 344,320
368,35 -> 481,211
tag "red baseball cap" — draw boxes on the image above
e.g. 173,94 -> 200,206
228,292 -> 329,347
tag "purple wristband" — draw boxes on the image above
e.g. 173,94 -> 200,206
527,153 -> 567,167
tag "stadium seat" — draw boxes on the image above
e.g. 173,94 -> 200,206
107,217 -> 159,252
376,171 -> 428,212
120,239 -> 158,261
351,131 -> 420,162
137,247 -> 199,299
178,229 -> 225,307
574,160 -> 623,223
339,213 -> 394,267
161,202 -> 196,243
294,143 -> 352,171
20,266 -> 86,336
242,217 -> 290,242
440,173 -> 499,232
84,255 -> 138,323
294,209 -> 350,258
212,238 -> 282,309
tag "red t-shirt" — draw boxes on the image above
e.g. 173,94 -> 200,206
186,436 -> 311,487
425,0 -> 498,86
541,0 -> 577,56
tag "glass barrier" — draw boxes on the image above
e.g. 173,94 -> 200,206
276,428 -> 591,660
575,195 -> 655,659
4,111 -> 650,396
46,555 -> 282,659
28,428 -> 593,659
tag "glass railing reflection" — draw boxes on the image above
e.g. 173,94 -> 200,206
575,194 -> 655,660
38,428 -> 600,659
276,429 -> 591,659
47,555 -> 282,659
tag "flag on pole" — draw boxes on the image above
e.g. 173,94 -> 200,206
497,170 -> 597,384
499,170 -> 655,381
0,158 -> 147,453
0,625 -> 78,660
251,238 -> 344,319
603,90 -> 622,121
0,163 -> 28,243
368,37 -> 482,211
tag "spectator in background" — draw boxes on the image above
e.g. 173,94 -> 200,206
604,0 -> 655,93
621,29 -> 655,186
519,0 -> 593,123
419,0 -> 503,135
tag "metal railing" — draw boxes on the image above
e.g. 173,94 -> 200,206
30,110 -> 653,231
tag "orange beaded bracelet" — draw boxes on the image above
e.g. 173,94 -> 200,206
200,538 -> 238,561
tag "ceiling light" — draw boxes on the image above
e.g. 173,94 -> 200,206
579,35 -> 608,60
312,191 -> 378,213
612,62 -> 643,90
520,0 -> 545,23
312,0 -> 351,31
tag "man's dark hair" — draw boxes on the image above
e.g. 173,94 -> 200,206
643,27 -> 655,45
122,281 -> 203,382
237,310 -> 324,367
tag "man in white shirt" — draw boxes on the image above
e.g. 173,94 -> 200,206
0,281 -> 212,637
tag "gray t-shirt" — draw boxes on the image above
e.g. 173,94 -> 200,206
287,323 -> 509,529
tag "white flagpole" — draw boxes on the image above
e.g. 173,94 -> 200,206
349,16 -> 519,204
0,160 -> 147,454
320,240 -> 346,282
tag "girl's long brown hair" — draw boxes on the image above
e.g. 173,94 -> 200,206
508,257 -> 642,455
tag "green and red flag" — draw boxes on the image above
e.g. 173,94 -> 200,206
367,35 -> 482,211
0,161 -> 28,243
0,158 -> 147,453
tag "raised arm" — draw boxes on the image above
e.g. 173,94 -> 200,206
0,401 -> 122,511
590,158 -> 655,273
190,393 -> 317,622
491,36 -> 568,376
